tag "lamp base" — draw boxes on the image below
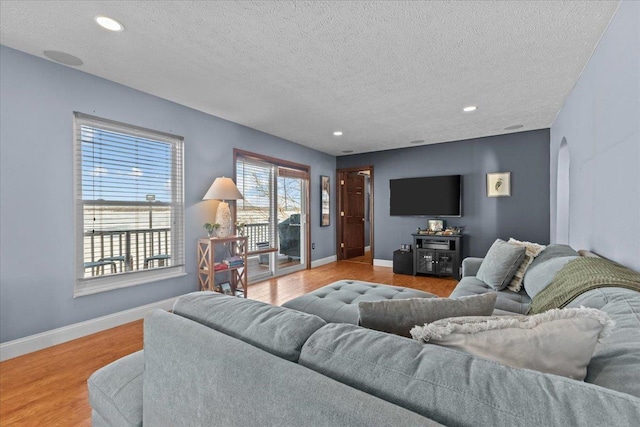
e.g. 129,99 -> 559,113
216,201 -> 232,238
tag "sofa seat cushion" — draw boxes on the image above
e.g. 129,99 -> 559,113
567,287 -> 640,398
173,292 -> 326,362
87,350 -> 143,427
450,277 -> 531,314
282,280 -> 436,324
300,323 -> 640,427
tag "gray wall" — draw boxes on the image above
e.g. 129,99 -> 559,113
337,130 -> 550,261
550,0 -> 640,272
0,46 -> 336,343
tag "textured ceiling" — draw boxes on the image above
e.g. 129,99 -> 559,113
0,1 -> 619,155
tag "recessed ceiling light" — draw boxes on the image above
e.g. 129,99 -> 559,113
504,124 -> 524,130
333,131 -> 343,136
409,139 -> 425,144
43,50 -> 83,66
342,150 -> 353,154
95,16 -> 124,32
463,106 -> 477,112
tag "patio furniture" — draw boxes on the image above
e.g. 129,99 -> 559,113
84,260 -> 117,276
144,254 -> 170,269
278,214 -> 300,260
99,256 -> 127,272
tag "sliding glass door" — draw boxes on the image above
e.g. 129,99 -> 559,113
235,151 -> 309,282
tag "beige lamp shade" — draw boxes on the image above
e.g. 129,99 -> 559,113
203,177 -> 243,238
202,177 -> 243,201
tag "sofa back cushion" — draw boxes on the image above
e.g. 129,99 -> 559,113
144,310 -> 440,426
526,244 -> 578,272
524,256 -> 578,298
173,292 -> 326,362
300,323 -> 640,426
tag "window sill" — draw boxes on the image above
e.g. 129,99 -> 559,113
74,266 -> 187,297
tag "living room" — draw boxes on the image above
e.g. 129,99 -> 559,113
1,1 -> 639,425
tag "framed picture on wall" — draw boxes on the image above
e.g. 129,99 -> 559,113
321,175 -> 330,226
219,281 -> 234,296
487,172 -> 511,197
428,219 -> 444,232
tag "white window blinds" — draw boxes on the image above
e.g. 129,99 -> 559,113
236,156 -> 275,252
74,113 -> 185,296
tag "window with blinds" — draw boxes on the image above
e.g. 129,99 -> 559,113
73,113 -> 185,296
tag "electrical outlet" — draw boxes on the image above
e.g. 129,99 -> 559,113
312,243 -> 316,250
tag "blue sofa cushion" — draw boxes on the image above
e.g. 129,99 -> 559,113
173,292 -> 326,362
300,323 -> 640,426
524,256 -> 579,298
527,243 -> 579,271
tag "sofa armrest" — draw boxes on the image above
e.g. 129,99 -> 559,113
461,257 -> 484,277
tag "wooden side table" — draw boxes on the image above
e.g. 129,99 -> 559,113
197,236 -> 248,298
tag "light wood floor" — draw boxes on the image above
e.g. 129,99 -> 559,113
0,261 -> 456,426
343,250 -> 373,264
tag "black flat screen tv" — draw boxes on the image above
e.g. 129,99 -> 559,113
390,175 -> 461,216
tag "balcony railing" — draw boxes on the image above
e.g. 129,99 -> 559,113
244,222 -> 270,252
83,221 -> 289,277
83,228 -> 171,276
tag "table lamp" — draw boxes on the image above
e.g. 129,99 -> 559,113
203,177 -> 243,238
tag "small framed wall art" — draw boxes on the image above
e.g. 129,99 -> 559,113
487,172 -> 511,197
320,175 -> 330,226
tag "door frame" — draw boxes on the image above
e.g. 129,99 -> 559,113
233,149 -> 311,276
336,165 -> 374,262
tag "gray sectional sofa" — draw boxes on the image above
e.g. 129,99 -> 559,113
89,244 -> 640,426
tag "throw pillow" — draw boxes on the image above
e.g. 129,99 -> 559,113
410,307 -> 614,380
476,239 -> 526,290
523,256 -> 578,299
358,293 -> 497,337
506,238 -> 546,292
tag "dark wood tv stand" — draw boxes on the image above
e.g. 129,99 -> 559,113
412,234 -> 462,280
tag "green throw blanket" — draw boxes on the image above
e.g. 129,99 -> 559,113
528,257 -> 640,314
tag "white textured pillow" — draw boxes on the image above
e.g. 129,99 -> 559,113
410,307 -> 614,380
506,238 -> 545,292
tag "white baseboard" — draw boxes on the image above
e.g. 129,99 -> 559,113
311,255 -> 337,268
365,246 -> 371,252
373,259 -> 393,267
0,297 -> 178,362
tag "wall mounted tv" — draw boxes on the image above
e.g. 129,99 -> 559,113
390,175 -> 462,217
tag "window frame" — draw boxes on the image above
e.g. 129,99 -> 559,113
73,113 -> 185,297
